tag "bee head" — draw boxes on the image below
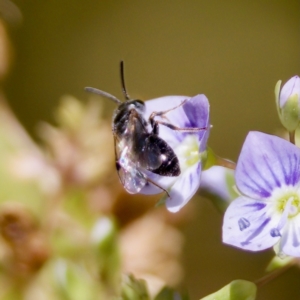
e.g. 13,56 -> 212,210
123,99 -> 145,115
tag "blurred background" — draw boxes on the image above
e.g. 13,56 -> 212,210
0,0 -> 299,299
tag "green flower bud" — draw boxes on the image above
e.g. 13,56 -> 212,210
200,280 -> 257,300
275,76 -> 300,131
266,255 -> 294,272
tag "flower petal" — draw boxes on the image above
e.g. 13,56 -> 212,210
200,165 -> 236,203
277,216 -> 300,257
145,95 -> 210,149
139,169 -> 175,195
145,96 -> 190,149
166,162 -> 201,213
236,131 -> 300,199
222,196 -> 281,251
145,96 -> 190,120
182,95 -> 210,151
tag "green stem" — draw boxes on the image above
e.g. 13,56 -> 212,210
254,260 -> 295,288
215,156 -> 236,170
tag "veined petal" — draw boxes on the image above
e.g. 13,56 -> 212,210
145,96 -> 191,148
145,95 -> 190,113
182,95 -> 210,151
236,131 -> 300,200
223,196 -> 281,251
139,162 -> 202,212
277,216 -> 300,257
145,95 -> 210,149
166,162 -> 201,213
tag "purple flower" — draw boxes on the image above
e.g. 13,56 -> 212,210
223,131 -> 300,257
141,94 -> 210,213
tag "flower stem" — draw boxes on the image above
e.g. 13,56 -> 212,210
289,130 -> 295,144
215,156 -> 236,170
254,260 -> 295,288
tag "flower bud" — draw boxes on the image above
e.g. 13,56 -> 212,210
201,280 -> 257,300
275,76 -> 300,131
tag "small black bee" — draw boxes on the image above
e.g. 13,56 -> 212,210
85,62 -> 202,195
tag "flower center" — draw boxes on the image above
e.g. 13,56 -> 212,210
269,194 -> 300,238
277,193 -> 300,218
175,135 -> 201,172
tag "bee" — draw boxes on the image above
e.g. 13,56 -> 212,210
85,62 -> 203,195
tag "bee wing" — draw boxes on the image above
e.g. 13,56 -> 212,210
114,136 -> 147,193
117,161 -> 147,194
138,134 -> 180,177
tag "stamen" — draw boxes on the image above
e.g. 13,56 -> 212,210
278,197 -> 294,229
270,197 -> 294,238
270,228 -> 281,237
175,135 -> 200,171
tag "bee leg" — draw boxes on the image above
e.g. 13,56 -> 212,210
146,177 -> 170,198
151,122 -> 160,135
152,121 -> 207,132
150,118 -> 207,135
149,99 -> 188,120
149,99 -> 207,132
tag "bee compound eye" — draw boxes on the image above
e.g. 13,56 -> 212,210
134,100 -> 145,112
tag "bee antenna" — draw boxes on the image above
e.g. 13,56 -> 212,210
120,61 -> 130,101
84,87 -> 122,104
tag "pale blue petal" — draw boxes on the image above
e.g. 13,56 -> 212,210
236,132 -> 300,200
139,169 -> 175,195
139,181 -> 164,195
145,96 -> 190,122
200,166 -> 236,203
223,196 -> 281,251
278,216 -> 300,257
145,96 -> 191,149
166,162 -> 201,213
182,95 -> 210,151
145,95 -> 210,149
